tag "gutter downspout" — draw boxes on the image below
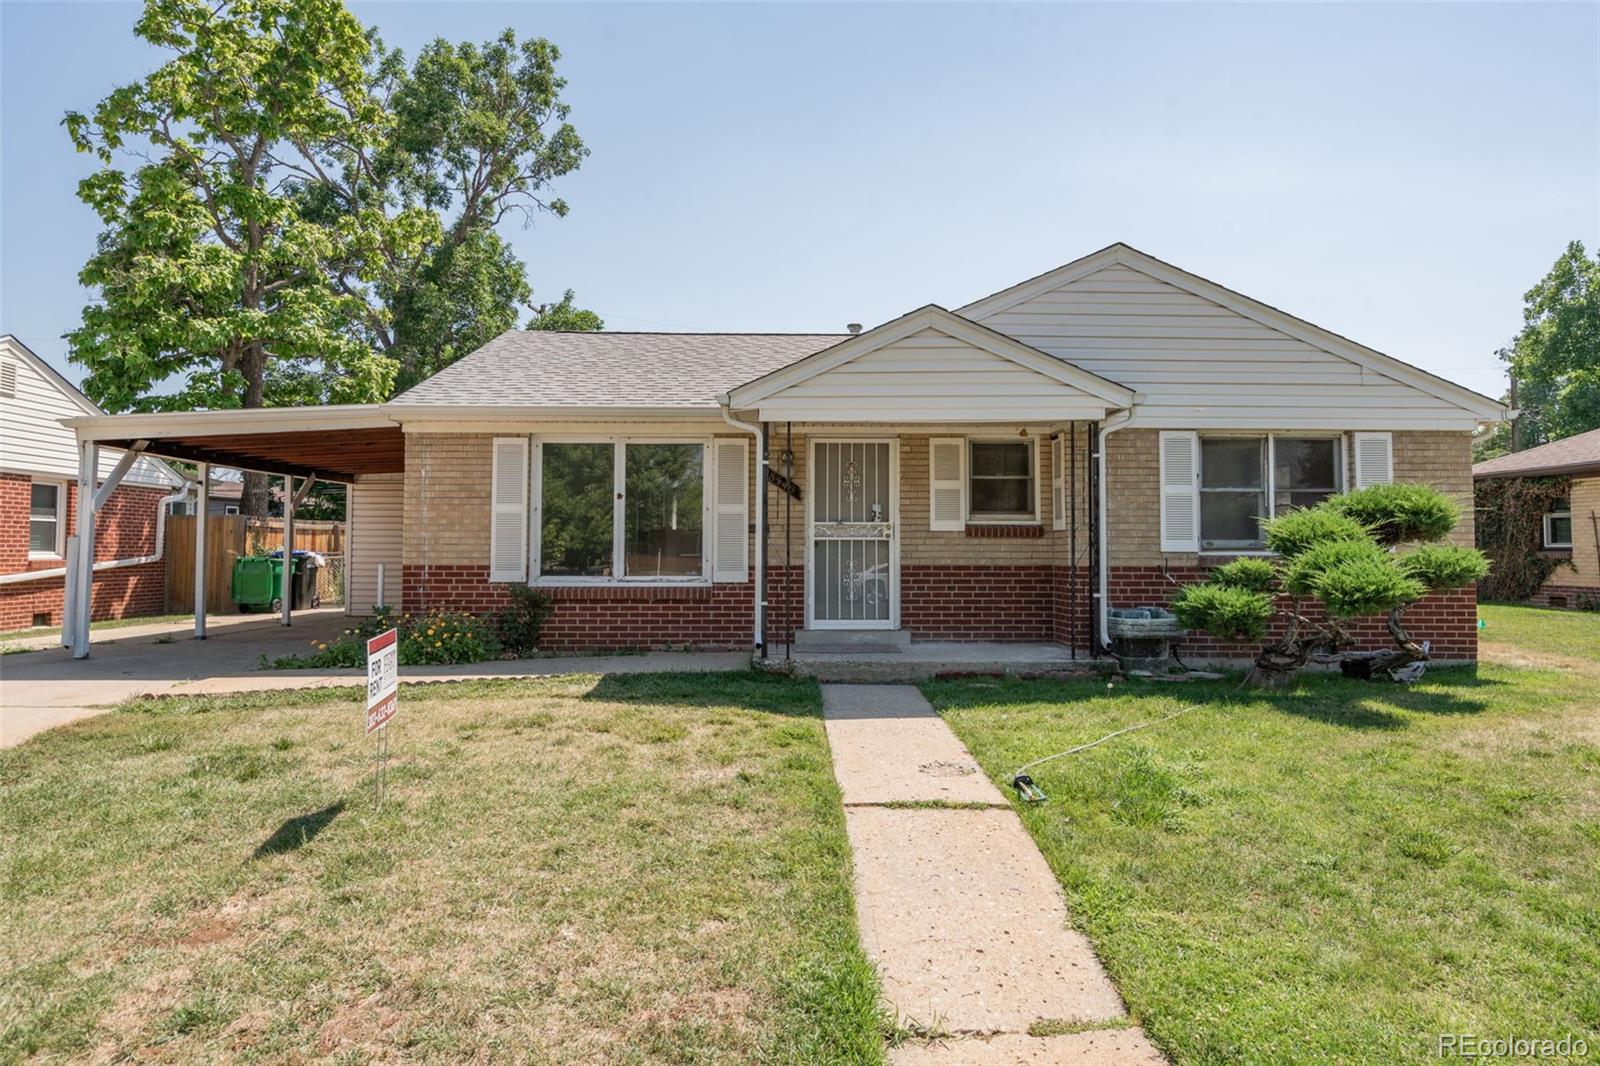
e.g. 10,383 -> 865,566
4,481 -> 191,587
1095,408 -> 1136,651
719,401 -> 765,651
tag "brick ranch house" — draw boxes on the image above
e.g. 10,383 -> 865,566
0,335 -> 187,632
1473,427 -> 1600,610
59,245 -> 1506,661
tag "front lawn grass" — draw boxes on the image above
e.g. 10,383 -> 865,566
925,666 -> 1600,1065
0,672 -> 883,1064
1478,601 -> 1600,666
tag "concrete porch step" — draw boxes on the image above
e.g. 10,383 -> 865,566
762,641 -> 1111,683
791,628 -> 912,651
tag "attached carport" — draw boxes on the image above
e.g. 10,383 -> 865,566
60,406 -> 403,658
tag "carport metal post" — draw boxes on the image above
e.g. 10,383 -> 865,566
70,441 -> 97,658
194,463 -> 208,639
281,474 -> 294,626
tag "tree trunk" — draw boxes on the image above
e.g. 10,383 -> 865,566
240,339 -> 270,518
1339,607 -> 1429,680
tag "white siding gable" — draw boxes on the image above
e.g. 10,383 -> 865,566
0,339 -> 182,488
971,264 -> 1482,431
753,326 -> 1113,422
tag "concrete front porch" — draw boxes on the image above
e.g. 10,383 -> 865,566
763,635 -> 1109,683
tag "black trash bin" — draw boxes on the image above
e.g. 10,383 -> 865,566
267,550 -> 323,610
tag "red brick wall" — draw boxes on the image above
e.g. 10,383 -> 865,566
1108,566 -> 1479,663
1527,583 -> 1600,611
900,564 -> 1057,642
402,564 -> 755,652
0,475 -> 169,630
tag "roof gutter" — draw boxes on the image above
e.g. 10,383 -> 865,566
1095,408 -> 1137,651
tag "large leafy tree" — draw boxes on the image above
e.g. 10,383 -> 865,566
1489,241 -> 1600,456
65,0 -> 413,513
306,29 -> 596,392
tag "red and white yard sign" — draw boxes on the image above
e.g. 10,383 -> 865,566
366,628 -> 399,735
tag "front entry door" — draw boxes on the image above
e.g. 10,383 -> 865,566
809,440 -> 897,629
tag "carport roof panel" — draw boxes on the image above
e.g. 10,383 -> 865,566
61,406 -> 404,481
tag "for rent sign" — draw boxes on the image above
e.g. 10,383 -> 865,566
366,628 -> 399,735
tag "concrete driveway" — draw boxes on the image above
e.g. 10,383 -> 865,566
1,609 -> 748,747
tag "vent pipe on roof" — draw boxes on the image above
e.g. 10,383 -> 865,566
846,323 -> 862,335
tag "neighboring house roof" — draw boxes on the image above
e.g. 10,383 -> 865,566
390,332 -> 846,412
1472,427 -> 1600,479
0,334 -> 187,488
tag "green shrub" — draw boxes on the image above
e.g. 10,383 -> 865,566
495,584 -> 552,657
1262,506 -> 1369,558
1310,556 -> 1425,618
1210,557 -> 1278,592
400,611 -> 500,665
1280,538 -> 1388,598
1326,483 -> 1458,545
1172,582 -> 1274,641
1398,543 -> 1490,590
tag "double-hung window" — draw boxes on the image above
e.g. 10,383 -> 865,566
1544,499 -> 1573,549
968,439 -> 1036,521
1199,435 -> 1343,550
537,440 -> 707,581
29,481 -> 65,556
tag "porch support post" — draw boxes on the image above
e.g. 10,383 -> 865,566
718,404 -> 765,649
280,474 -> 294,626
194,463 -> 209,639
71,440 -> 98,658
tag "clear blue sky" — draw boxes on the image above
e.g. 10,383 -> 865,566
3,2 -> 1596,401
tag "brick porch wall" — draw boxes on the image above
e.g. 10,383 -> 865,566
0,474 -> 169,630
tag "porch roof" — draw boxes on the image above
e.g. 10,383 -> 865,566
60,406 -> 404,483
723,305 -> 1139,423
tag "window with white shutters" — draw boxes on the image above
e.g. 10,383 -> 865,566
489,437 -> 530,582
712,439 -> 749,582
928,438 -> 966,531
1352,433 -> 1394,489
1158,431 -> 1200,553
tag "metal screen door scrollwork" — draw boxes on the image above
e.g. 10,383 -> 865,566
811,442 -> 893,625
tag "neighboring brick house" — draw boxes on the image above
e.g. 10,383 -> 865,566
59,245 -> 1507,661
0,336 -> 187,631
1473,427 -> 1600,610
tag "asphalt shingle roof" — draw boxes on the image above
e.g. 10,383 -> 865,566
391,331 -> 846,409
1472,426 -> 1600,479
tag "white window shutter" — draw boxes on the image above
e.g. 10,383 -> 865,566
489,437 -> 530,582
1159,431 -> 1200,553
1352,432 -> 1393,489
929,437 -> 966,531
713,438 -> 749,582
1051,433 -> 1067,531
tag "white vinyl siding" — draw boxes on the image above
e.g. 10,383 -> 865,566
928,437 -> 966,531
752,326 -> 1111,422
713,438 -> 750,582
489,437 -> 531,582
1352,432 -> 1394,488
1158,431 -> 1201,553
347,473 -> 403,613
972,265 -> 1476,430
0,339 -> 179,487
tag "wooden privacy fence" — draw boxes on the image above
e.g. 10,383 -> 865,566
166,516 -> 346,614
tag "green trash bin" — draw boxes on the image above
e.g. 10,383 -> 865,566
231,555 -> 294,612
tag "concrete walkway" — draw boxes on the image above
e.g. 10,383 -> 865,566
1,610 -> 747,747
821,684 -> 1165,1065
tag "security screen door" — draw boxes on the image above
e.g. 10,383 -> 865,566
809,440 -> 896,629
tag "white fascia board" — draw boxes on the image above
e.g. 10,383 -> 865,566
1130,408 -> 1484,432
726,304 -> 1136,409
62,405 -> 400,441
382,403 -> 718,422
752,401 -> 1113,423
958,245 -> 1506,421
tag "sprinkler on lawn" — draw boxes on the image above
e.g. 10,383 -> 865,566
1012,774 -> 1047,803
